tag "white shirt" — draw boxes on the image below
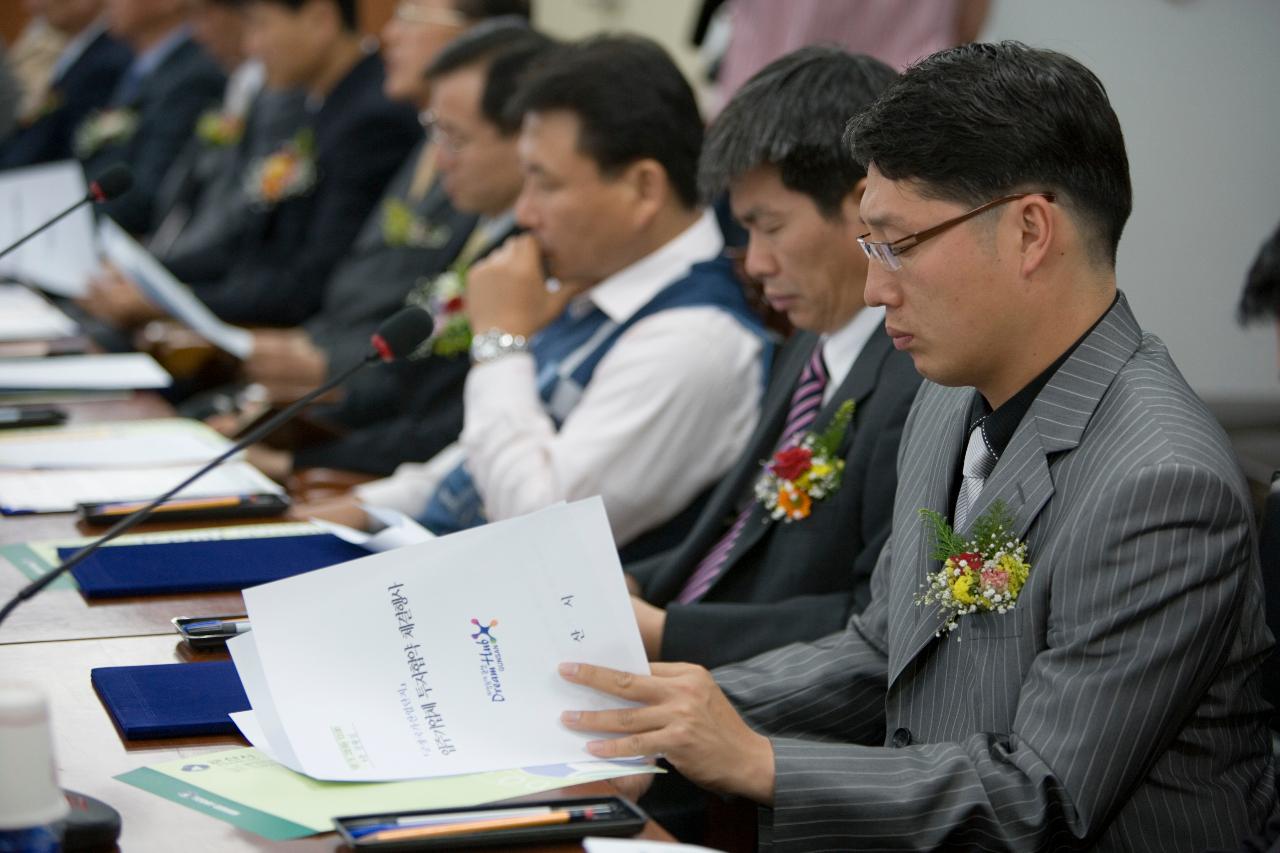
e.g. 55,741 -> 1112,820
357,210 -> 765,546
820,305 -> 885,404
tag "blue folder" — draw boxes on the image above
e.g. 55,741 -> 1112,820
91,661 -> 248,740
61,533 -> 368,598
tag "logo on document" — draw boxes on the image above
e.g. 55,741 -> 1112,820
470,617 -> 507,703
180,764 -> 210,773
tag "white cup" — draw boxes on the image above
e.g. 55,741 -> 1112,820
0,684 -> 68,829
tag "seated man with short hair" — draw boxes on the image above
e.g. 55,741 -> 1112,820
627,46 -> 921,668
338,35 -> 771,558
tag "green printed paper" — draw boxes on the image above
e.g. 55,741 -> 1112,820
116,747 -> 656,839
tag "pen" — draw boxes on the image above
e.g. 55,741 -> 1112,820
184,619 -> 251,636
93,495 -> 246,516
353,804 -> 616,835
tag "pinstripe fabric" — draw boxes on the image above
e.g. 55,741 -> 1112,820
715,293 -> 1276,851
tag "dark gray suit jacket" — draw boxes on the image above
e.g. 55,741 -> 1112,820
631,326 -> 919,667
716,293 -> 1276,851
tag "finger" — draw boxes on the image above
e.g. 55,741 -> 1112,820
583,732 -> 663,760
558,662 -> 663,703
649,661 -> 707,678
560,704 -> 664,734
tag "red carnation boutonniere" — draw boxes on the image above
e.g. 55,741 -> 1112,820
753,400 -> 855,522
245,128 -> 317,209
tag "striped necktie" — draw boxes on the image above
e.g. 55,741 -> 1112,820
675,343 -> 829,604
953,423 -> 997,532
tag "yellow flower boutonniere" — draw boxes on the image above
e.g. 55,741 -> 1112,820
381,198 -> 453,249
73,108 -> 139,159
196,110 -> 245,148
245,128 -> 317,209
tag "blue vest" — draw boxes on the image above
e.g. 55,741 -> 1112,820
419,254 -> 770,549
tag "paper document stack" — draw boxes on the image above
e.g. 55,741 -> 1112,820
229,498 -> 650,782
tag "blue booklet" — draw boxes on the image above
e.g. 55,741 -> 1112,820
62,533 -> 368,598
91,661 -> 248,740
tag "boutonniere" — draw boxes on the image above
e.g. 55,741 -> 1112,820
196,109 -> 245,148
245,128 -> 316,208
753,400 -> 855,522
21,88 -> 63,127
915,500 -> 1031,637
380,197 -> 453,249
406,264 -> 471,358
73,107 -> 138,158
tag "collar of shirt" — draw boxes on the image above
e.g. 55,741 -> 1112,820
572,209 -> 725,324
124,25 -> 190,86
51,19 -> 107,82
476,209 -> 516,248
820,305 -> 885,403
967,291 -> 1120,459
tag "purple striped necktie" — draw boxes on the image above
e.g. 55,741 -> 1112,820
675,343 -> 829,604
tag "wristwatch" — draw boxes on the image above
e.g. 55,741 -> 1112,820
470,328 -> 530,364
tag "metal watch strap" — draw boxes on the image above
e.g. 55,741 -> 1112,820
470,328 -> 530,364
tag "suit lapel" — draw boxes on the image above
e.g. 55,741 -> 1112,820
706,332 -> 894,592
888,293 -> 1144,685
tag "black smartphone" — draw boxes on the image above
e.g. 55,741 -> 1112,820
333,795 -> 648,850
78,492 -> 291,525
0,406 -> 68,429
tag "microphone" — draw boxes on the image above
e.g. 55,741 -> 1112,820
0,164 -> 134,264
0,306 -> 435,629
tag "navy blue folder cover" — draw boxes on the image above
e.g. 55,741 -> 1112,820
61,533 -> 368,598
91,661 -> 248,740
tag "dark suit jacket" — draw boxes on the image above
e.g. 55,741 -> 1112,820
192,52 -> 420,328
150,86 -> 308,284
630,326 -> 920,668
81,36 -> 225,235
717,294 -> 1275,850
0,28 -> 131,169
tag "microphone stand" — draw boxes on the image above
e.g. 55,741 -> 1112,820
0,352 -> 376,628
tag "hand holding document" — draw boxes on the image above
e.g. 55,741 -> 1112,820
229,498 -> 650,781
96,218 -> 254,359
0,161 -> 97,297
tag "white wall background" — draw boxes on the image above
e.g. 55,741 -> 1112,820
981,0 -> 1280,406
536,0 -> 1280,406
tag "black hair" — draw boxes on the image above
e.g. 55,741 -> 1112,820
1239,221 -> 1280,324
507,35 -> 703,209
256,0 -> 357,31
426,20 -> 554,135
847,41 -> 1132,266
700,46 -> 896,217
452,0 -> 531,22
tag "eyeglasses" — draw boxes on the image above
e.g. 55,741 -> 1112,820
417,110 -> 472,154
393,1 -> 468,27
857,192 -> 1056,271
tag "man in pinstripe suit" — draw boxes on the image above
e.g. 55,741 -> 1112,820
558,42 -> 1276,850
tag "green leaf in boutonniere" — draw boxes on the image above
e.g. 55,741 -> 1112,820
915,500 -> 1031,637
381,198 -> 453,249
74,108 -> 139,159
753,400 -> 856,522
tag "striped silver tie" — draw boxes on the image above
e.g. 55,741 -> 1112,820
953,424 -> 997,532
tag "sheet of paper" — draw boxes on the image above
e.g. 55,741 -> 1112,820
0,459 -> 282,514
0,161 -> 97,297
0,353 -> 170,391
115,747 -> 658,840
0,284 -> 78,342
97,218 -> 254,359
229,497 -> 649,782
0,418 -> 231,469
309,505 -> 435,552
584,840 -> 721,853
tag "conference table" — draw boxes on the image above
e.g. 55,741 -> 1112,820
0,393 -> 675,851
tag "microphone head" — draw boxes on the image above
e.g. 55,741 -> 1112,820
370,306 -> 435,363
89,165 -> 133,202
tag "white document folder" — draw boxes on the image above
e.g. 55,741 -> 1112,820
0,161 -> 98,296
229,498 -> 649,782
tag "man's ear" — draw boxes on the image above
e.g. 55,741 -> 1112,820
1016,194 -> 1055,278
622,158 -> 670,228
840,177 -> 869,232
